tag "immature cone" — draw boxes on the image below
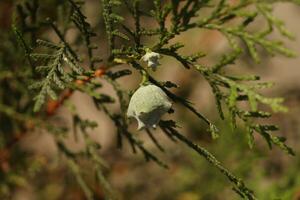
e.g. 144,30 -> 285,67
127,84 -> 172,130
141,51 -> 161,71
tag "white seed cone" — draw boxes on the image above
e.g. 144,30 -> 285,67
127,84 -> 172,130
141,51 -> 161,71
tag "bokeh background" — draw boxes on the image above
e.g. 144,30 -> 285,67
1,0 -> 300,199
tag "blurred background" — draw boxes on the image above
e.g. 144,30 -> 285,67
1,0 -> 300,199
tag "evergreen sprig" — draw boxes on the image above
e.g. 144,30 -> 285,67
101,0 -> 129,60
159,120 -> 257,200
30,39 -> 83,112
196,66 -> 294,155
100,0 -> 297,198
68,0 -> 98,69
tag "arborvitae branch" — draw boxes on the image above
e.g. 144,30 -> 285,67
46,18 -> 80,62
101,0 -> 127,60
12,25 -> 34,69
68,0 -> 97,69
8,0 -> 299,199
99,104 -> 168,168
30,39 -> 83,112
159,120 -> 257,200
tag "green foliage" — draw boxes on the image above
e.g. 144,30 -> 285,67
30,38 -> 83,112
1,0 -> 299,199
